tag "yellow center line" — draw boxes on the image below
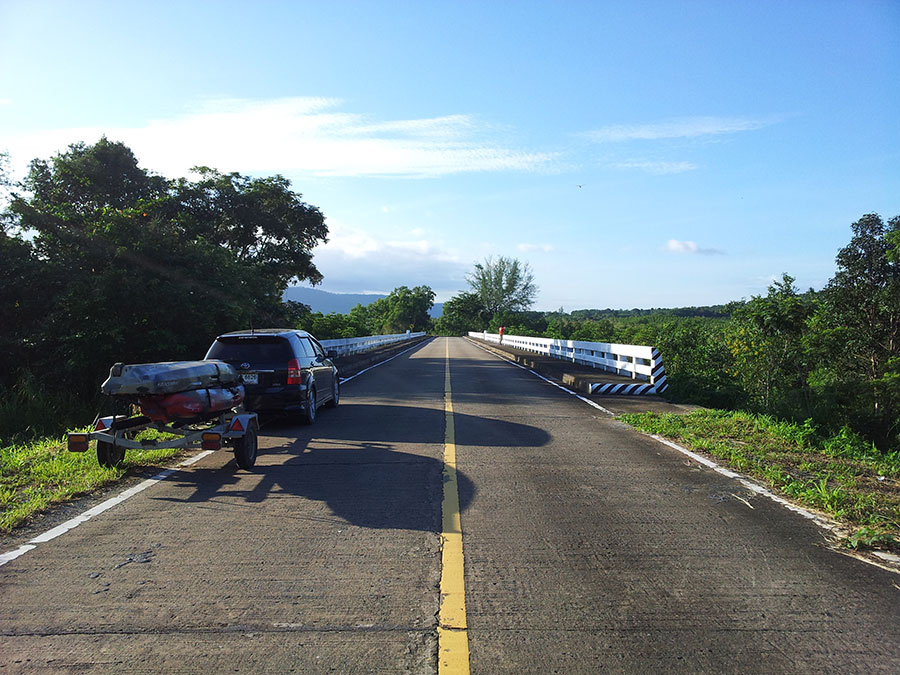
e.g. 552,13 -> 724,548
439,337 -> 470,674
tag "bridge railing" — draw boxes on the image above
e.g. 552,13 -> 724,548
321,331 -> 427,357
468,331 -> 667,392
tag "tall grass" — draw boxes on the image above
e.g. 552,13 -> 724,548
0,431 -> 186,533
0,374 -> 98,446
619,409 -> 900,550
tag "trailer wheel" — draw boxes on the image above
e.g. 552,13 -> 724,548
97,440 -> 125,468
233,423 -> 258,470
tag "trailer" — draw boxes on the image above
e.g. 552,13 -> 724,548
68,408 -> 259,470
68,360 -> 260,469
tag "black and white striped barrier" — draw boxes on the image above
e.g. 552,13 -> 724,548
649,347 -> 667,393
469,332 -> 668,396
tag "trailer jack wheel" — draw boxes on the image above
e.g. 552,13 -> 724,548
97,440 -> 125,468
233,423 -> 258,470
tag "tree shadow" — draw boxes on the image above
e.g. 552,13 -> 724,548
154,403 -> 550,533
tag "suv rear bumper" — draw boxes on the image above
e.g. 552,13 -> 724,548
243,386 -> 308,413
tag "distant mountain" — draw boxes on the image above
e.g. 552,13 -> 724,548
283,286 -> 444,318
282,287 -> 387,314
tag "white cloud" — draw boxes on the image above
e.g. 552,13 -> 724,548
319,220 -> 381,259
517,243 -> 554,253
610,161 -> 698,174
665,239 -> 725,256
3,97 -> 556,179
313,220 -> 468,295
586,116 -> 775,143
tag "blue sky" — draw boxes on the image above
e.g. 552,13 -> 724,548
2,0 -> 898,310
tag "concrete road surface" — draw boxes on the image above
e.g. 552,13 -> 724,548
2,337 -> 899,673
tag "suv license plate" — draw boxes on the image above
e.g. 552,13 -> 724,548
241,373 -> 258,385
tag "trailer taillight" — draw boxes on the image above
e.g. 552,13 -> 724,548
287,358 -> 302,385
201,432 -> 221,450
68,434 -> 89,453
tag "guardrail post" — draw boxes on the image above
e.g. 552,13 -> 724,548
650,348 -> 667,392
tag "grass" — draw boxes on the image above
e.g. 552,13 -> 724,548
0,429 -> 187,534
618,409 -> 900,554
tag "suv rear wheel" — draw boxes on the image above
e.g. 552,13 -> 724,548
302,387 -> 316,425
324,378 -> 339,409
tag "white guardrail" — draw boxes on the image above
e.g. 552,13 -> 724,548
321,331 -> 427,357
468,331 -> 668,395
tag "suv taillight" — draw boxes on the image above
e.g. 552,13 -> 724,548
287,358 -> 302,385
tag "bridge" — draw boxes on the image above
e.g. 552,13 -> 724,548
2,337 -> 899,673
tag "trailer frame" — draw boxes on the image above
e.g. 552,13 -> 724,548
68,408 -> 260,470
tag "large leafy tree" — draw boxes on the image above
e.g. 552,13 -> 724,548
434,291 -> 488,335
815,213 -> 900,445
727,274 -> 814,415
6,138 -> 329,395
467,256 -> 537,316
367,285 -> 435,333
172,167 -> 327,288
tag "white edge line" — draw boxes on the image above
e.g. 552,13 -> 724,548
463,338 -> 858,545
339,338 -> 431,384
0,450 -> 216,567
648,434 -> 838,527
464,337 -> 616,415
2,339 -> 430,567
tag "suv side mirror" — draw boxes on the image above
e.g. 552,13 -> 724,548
327,349 -> 337,359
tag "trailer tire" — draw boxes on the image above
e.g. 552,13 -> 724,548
233,423 -> 258,470
97,440 -> 125,468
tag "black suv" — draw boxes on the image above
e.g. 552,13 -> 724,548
204,329 -> 339,424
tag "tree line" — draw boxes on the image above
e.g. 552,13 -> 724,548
1,140 -> 334,438
2,140 -> 897,453
435,216 -> 900,453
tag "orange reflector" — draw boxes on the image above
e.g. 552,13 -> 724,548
201,432 -> 221,451
68,434 -> 89,453
230,418 -> 244,432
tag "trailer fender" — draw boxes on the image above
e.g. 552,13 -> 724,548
225,413 -> 257,438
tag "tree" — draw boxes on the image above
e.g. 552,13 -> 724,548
434,292 -> 487,335
728,274 -> 814,415
817,213 -> 900,446
172,166 -> 327,288
466,256 -> 537,316
367,285 -> 434,333
6,139 -> 330,396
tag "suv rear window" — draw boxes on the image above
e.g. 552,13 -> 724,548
206,336 -> 293,364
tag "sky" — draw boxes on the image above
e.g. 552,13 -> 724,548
1,0 -> 898,311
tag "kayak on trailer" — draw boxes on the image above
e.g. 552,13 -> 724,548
100,360 -> 240,396
68,359 -> 259,470
138,385 -> 245,424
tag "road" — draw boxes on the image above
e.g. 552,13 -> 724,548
2,337 -> 899,673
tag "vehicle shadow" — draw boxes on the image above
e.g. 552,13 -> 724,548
154,402 -> 550,533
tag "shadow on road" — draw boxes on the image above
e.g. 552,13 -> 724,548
154,403 -> 550,533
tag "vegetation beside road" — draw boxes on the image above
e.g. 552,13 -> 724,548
437,214 -> 900,457
1,140 -> 897,546
620,409 -> 900,552
0,430 -> 184,534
